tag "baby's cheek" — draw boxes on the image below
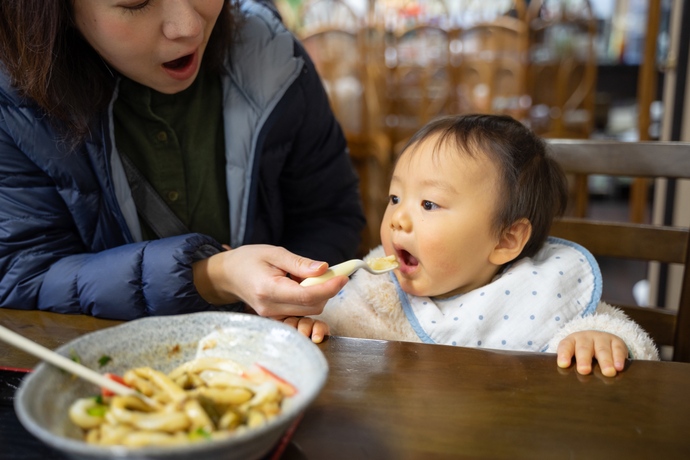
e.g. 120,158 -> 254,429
425,266 -> 461,294
379,228 -> 394,254
395,275 -> 427,298
424,244 -> 462,275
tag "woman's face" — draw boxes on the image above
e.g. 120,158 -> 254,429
73,0 -> 224,94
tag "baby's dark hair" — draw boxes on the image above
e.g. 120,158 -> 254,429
400,114 -> 568,260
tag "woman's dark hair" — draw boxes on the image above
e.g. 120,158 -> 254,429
0,0 -> 239,148
401,114 -> 568,261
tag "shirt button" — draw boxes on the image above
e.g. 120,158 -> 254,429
156,131 -> 168,142
167,190 -> 179,202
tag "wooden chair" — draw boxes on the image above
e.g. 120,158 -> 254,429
375,0 -> 453,154
526,0 -> 597,140
450,0 -> 530,122
298,0 -> 363,136
547,139 -> 690,362
298,0 -> 393,255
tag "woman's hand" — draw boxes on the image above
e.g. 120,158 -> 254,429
192,244 -> 348,317
556,331 -> 629,377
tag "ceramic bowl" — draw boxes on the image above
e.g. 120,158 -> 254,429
15,311 -> 328,460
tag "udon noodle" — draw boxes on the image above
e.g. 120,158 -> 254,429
68,357 -> 294,447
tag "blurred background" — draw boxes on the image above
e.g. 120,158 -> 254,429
266,0 -> 689,309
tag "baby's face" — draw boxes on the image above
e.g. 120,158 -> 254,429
380,137 -> 503,298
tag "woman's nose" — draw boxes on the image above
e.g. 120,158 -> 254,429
162,1 -> 203,40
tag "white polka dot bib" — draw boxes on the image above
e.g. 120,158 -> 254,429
395,237 -> 602,352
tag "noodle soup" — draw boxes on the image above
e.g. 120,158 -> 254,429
15,312 -> 328,460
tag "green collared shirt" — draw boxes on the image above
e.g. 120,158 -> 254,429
113,69 -> 229,243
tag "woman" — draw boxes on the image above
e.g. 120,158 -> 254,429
0,0 -> 364,319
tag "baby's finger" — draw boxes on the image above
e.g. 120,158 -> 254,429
311,320 -> 330,344
281,317 -> 300,328
593,342 -> 616,377
556,337 -> 576,369
612,340 -> 629,371
296,317 -> 315,337
574,342 -> 595,375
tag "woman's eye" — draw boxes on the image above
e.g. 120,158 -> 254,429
121,0 -> 151,12
422,200 -> 439,211
389,195 -> 399,205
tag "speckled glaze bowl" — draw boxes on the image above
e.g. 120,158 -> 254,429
15,311 -> 328,460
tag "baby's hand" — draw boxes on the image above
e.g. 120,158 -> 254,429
556,331 -> 629,377
281,317 -> 330,344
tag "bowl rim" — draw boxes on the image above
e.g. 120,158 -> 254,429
14,311 -> 328,457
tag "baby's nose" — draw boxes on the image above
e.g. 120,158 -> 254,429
390,208 -> 412,232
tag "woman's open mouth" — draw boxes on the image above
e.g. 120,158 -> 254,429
163,54 -> 193,70
161,51 -> 199,81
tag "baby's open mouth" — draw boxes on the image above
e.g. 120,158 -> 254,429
163,54 -> 193,70
397,249 -> 419,268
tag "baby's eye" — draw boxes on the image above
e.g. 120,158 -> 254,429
422,200 -> 439,211
389,195 -> 400,205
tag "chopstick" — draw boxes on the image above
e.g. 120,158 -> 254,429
0,324 -> 160,408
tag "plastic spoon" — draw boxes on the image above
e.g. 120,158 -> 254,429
300,257 -> 399,287
0,324 -> 160,408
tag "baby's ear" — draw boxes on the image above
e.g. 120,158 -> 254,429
489,218 -> 532,266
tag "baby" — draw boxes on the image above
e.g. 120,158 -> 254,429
287,114 -> 658,376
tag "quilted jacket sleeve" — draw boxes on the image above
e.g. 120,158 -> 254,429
0,91 -> 224,320
1,210 -> 223,320
36,235 -> 223,319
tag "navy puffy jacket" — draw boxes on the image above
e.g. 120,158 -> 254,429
0,3 -> 365,319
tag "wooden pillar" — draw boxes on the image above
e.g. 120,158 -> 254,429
631,0 -> 662,223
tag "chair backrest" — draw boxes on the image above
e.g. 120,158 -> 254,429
527,0 -> 597,139
450,0 -> 529,122
374,0 -> 453,151
547,139 -> 690,362
297,0 -> 364,137
297,0 -> 393,256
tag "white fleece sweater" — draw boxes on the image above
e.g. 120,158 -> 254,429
314,244 -> 659,361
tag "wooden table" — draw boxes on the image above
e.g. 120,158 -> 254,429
2,309 -> 690,459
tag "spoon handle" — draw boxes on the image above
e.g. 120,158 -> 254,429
0,324 -> 140,399
299,260 -> 360,287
